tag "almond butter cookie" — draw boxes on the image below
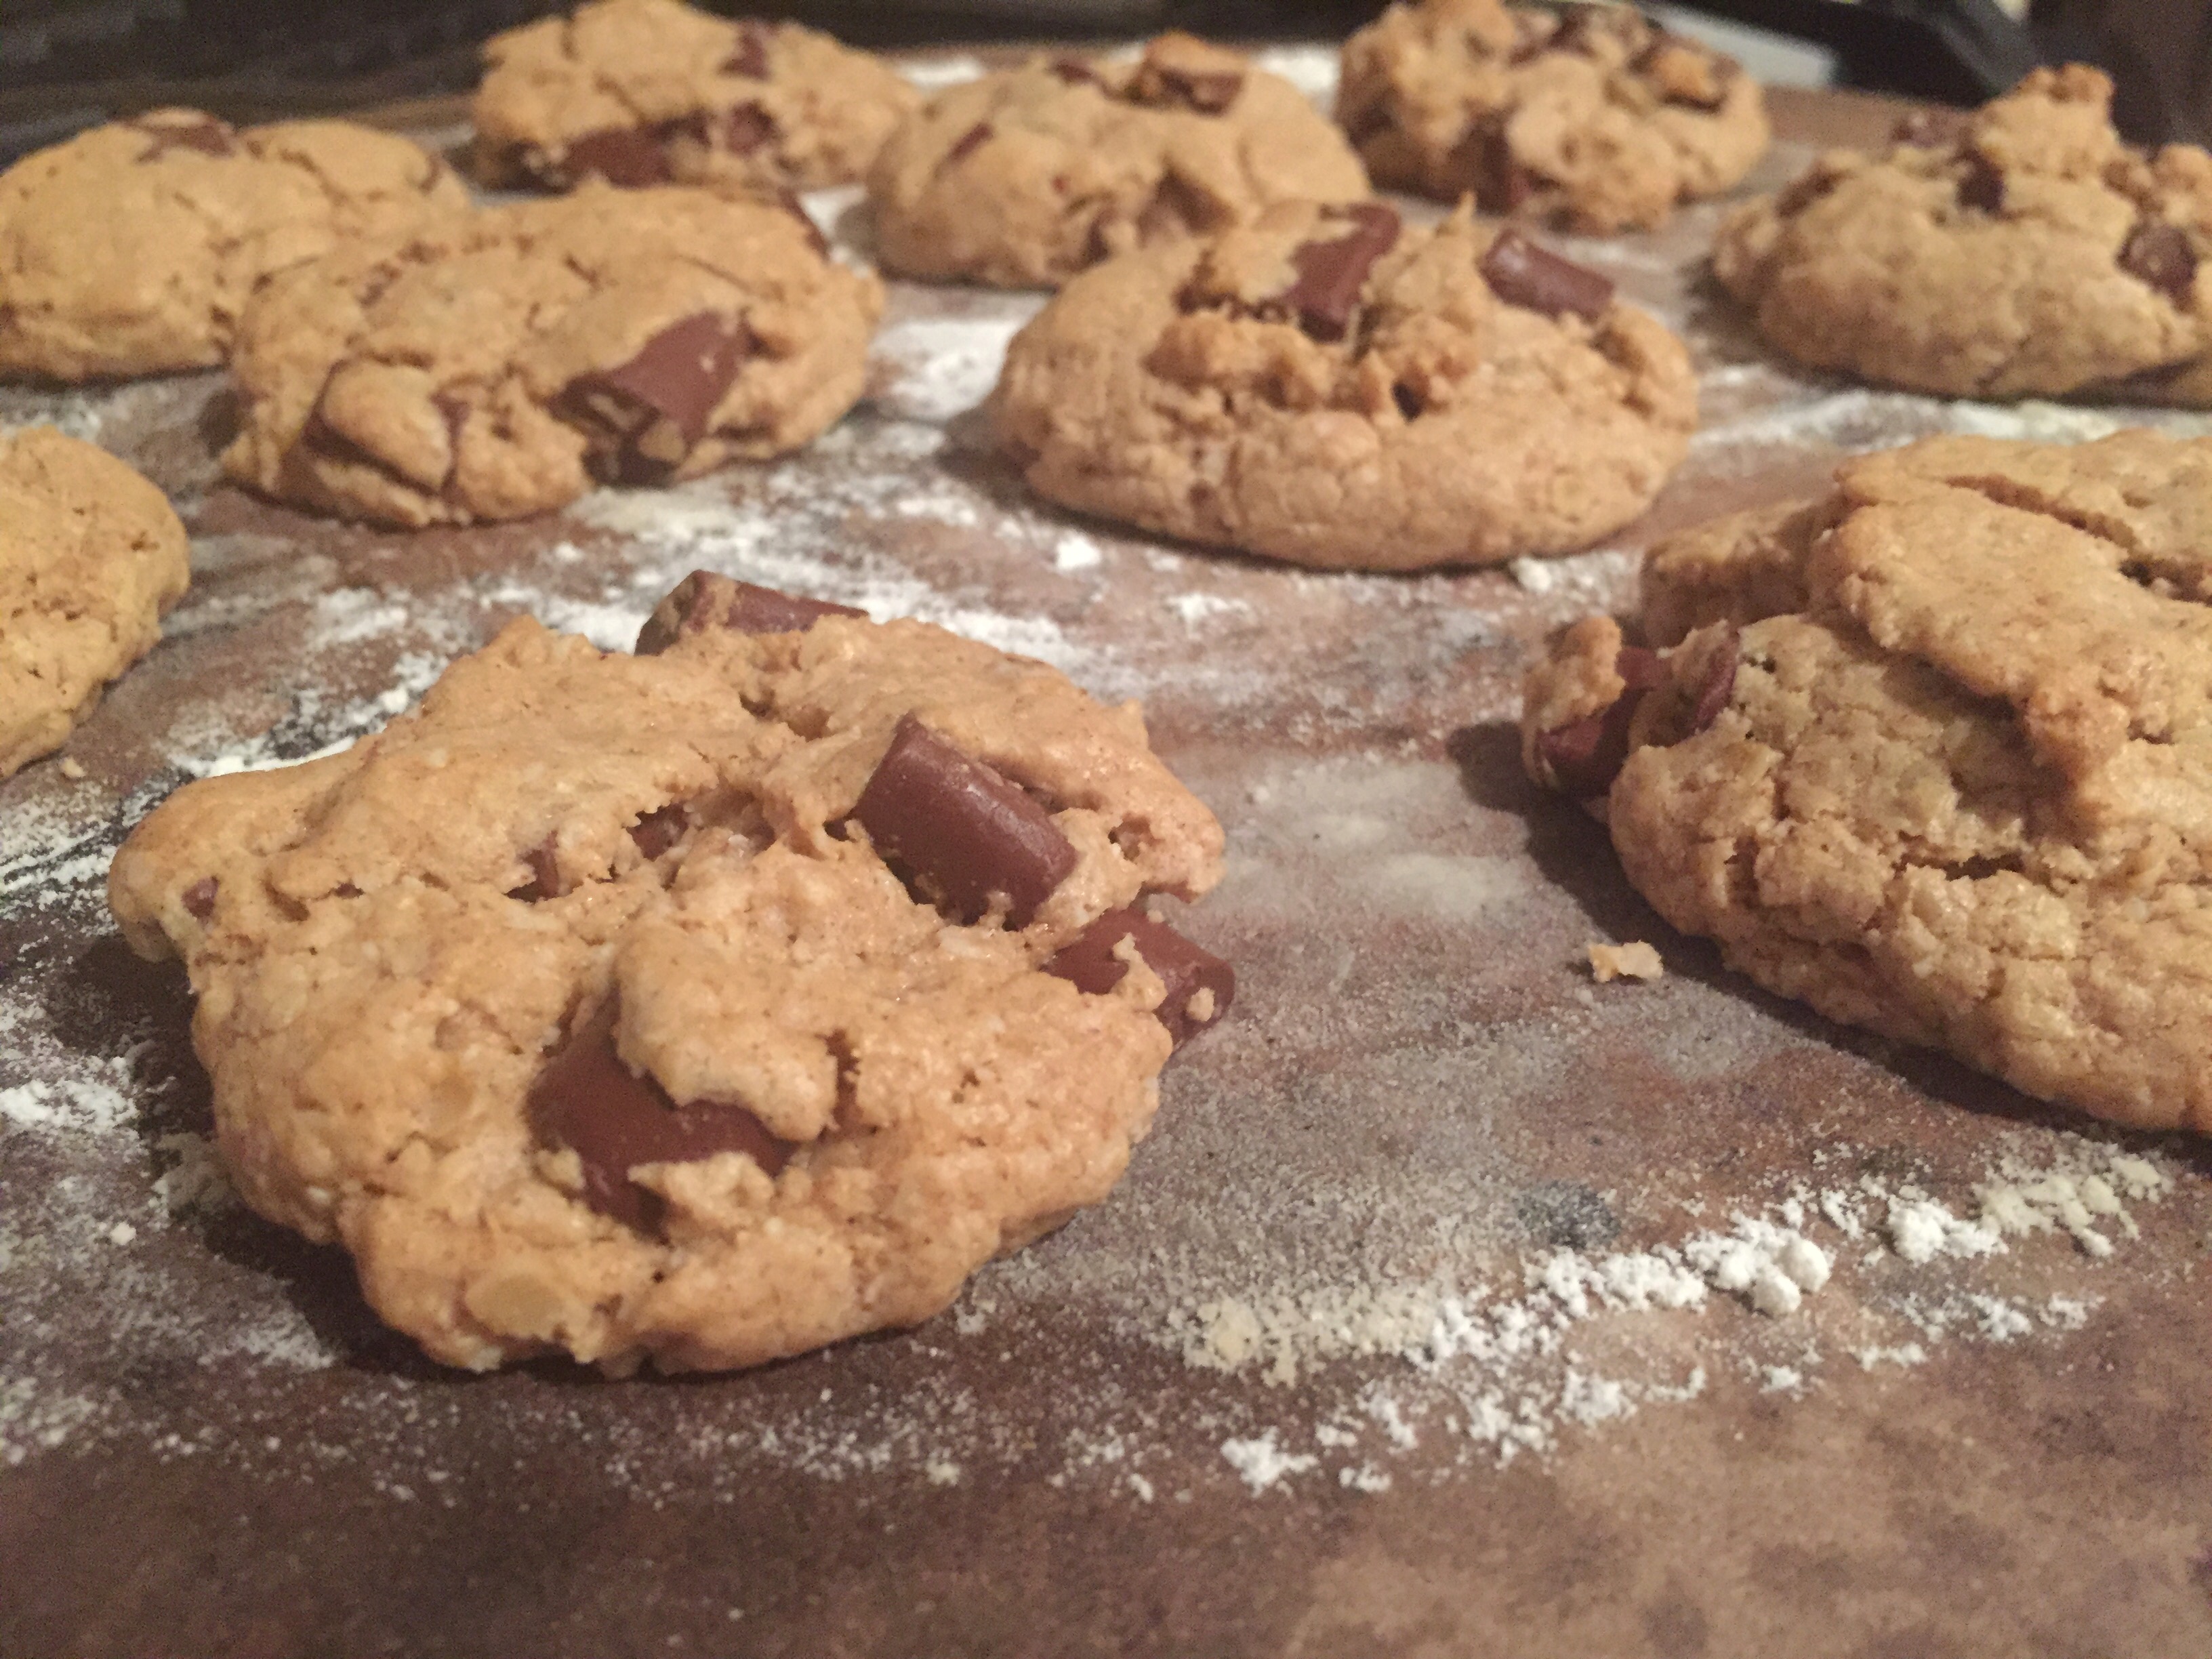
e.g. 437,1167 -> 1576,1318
108,575 -> 1232,1373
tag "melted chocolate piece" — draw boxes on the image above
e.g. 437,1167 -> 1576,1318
1957,153 -> 2005,214
1890,108 -> 1966,148
628,804 -> 687,861
182,877 -> 218,920
531,1001 -> 791,1232
131,115 -> 239,161
1691,630 -> 1740,732
853,715 -> 1076,927
1045,908 -> 1235,1048
947,122 -> 993,165
1049,57 -> 1101,85
507,840 -> 562,903
634,571 -> 863,654
1537,646 -> 1666,799
1128,58 -> 1244,114
558,312 -> 755,484
2121,222 -> 2198,304
1450,119 -> 1538,216
722,22 -> 771,78
1478,229 -> 1614,321
723,102 -> 776,155
560,125 -> 676,188
1275,204 -> 1401,342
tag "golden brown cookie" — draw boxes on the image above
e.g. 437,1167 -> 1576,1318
107,575 -> 1232,1373
1521,431 -> 2212,1135
472,0 -> 919,194
0,110 -> 467,382
1338,0 -> 1768,233
868,34 -> 1370,289
990,201 -> 1696,569
221,185 -> 882,528
0,427 -> 190,778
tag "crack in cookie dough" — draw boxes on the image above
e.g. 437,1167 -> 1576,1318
1337,0 -> 1769,233
106,582 -> 1229,1372
1715,66 -> 2212,401
989,201 -> 1695,569
0,110 -> 467,382
867,33 -> 1370,289
1523,430 -> 2212,1134
220,184 -> 882,527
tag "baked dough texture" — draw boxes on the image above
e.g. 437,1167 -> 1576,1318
472,0 -> 918,194
108,594 -> 1229,1372
990,200 -> 1696,569
0,427 -> 190,778
1338,0 -> 1769,233
0,110 -> 467,382
1521,431 -> 2212,1134
868,33 -> 1370,289
221,184 -> 882,528
1715,66 -> 2212,401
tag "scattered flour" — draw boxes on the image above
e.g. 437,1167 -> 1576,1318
1221,1432 -> 1319,1494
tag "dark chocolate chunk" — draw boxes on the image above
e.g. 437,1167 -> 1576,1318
723,102 -> 776,155
1128,58 -> 1244,114
1775,167 -> 1842,217
1478,228 -> 1614,322
634,571 -> 863,654
182,877 -> 218,920
1391,382 -> 1422,420
947,122 -> 994,165
1890,108 -> 1966,149
1045,908 -> 1234,1048
1050,57 -> 1101,85
1691,630 -> 1739,732
2121,222 -> 2198,304
530,1000 -> 791,1232
560,125 -> 675,188
628,804 -> 687,861
1537,645 -> 1666,799
507,839 -> 562,903
131,114 -> 239,161
722,21 -> 771,78
1274,203 -> 1401,342
1449,119 -> 1539,216
853,714 -> 1076,927
1957,153 -> 2005,214
558,312 -> 755,484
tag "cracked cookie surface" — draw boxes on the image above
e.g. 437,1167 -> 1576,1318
867,33 -> 1369,289
0,427 -> 190,778
1521,431 -> 2212,1134
1714,66 -> 2212,400
107,582 -> 1230,1372
472,0 -> 918,194
989,200 -> 1696,569
221,184 -> 882,528
0,109 -> 466,382
1337,0 -> 1767,234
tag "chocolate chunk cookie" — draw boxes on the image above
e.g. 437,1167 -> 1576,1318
868,33 -> 1370,289
0,427 -> 190,778
108,576 -> 1231,1372
221,185 -> 882,528
473,0 -> 918,194
989,201 -> 1696,569
1715,66 -> 2212,400
1521,431 -> 2212,1134
1338,0 -> 1768,234
0,110 -> 467,382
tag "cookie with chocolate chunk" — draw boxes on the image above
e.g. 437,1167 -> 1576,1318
989,200 -> 1696,569
1715,66 -> 2212,400
1521,430 -> 2212,1134
0,110 -> 466,382
0,427 -> 190,778
221,184 -> 881,527
1338,0 -> 1768,234
867,33 -> 1370,289
108,574 -> 1231,1372
473,0 -> 918,195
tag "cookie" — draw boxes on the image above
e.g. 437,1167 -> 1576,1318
0,427 -> 190,778
1714,66 -> 2212,401
107,574 -> 1231,1372
221,184 -> 882,528
1521,430 -> 2212,1134
989,200 -> 1696,569
868,34 -> 1370,289
1338,0 -> 1768,234
473,0 -> 918,195
0,110 -> 467,382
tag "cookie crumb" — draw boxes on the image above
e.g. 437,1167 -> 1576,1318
1588,941 -> 1662,983
58,757 -> 87,780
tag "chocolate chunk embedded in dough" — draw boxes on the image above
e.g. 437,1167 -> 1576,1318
559,313 -> 756,483
1045,907 -> 1234,1046
628,804 -> 687,860
634,571 -> 863,654
853,714 -> 1076,926
1275,204 -> 1401,342
559,125 -> 676,187
722,22 -> 771,78
947,122 -> 993,165
131,114 -> 239,161
2121,222 -> 2198,304
1537,644 -> 1666,798
182,876 -> 218,920
531,1001 -> 791,1232
1478,228 -> 1614,321
724,103 -> 776,155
